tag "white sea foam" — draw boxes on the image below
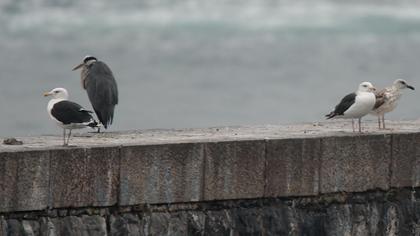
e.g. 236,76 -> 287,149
2,1 -> 420,32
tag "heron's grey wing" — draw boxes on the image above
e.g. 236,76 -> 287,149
88,61 -> 118,105
85,61 -> 118,127
373,89 -> 387,110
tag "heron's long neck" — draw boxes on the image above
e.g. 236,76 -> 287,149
81,66 -> 89,89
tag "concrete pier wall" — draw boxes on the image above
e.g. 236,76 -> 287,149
1,121 -> 420,235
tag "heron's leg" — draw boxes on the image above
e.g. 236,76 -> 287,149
97,127 -> 101,133
382,115 -> 386,129
358,118 -> 362,133
352,119 -> 355,132
67,129 -> 72,145
377,116 -> 381,129
63,129 -> 67,146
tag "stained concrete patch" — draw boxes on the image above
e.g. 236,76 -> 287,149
119,143 -> 205,205
49,147 -> 120,208
320,135 -> 391,193
265,138 -> 321,197
390,133 -> 420,188
0,150 -> 49,212
204,140 -> 266,200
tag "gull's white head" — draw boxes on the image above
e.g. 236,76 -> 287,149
358,82 -> 376,93
394,79 -> 415,90
43,88 -> 69,100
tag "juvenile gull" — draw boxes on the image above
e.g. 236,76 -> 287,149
326,82 -> 376,132
72,55 -> 118,132
370,79 -> 415,129
44,88 -> 98,146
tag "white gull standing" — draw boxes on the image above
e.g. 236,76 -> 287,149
326,82 -> 376,132
44,88 -> 98,146
370,79 -> 415,129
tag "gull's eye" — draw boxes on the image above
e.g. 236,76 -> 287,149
401,81 -> 406,85
54,91 -> 59,93
363,85 -> 367,87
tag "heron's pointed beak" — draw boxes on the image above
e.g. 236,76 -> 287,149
72,63 -> 84,71
407,85 -> 415,90
43,92 -> 51,97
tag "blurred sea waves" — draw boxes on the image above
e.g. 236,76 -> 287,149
2,0 -> 420,33
1,0 -> 420,136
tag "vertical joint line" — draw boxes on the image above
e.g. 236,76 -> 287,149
388,134 -> 394,189
318,138 -> 323,195
117,145 -> 122,206
263,139 -> 268,197
47,150 -> 52,210
201,143 -> 206,202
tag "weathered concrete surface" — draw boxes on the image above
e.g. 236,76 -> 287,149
0,120 -> 420,214
49,147 -> 120,208
204,140 -> 266,200
0,150 -> 49,212
1,188 -> 420,235
120,143 -> 205,205
391,133 -> 420,188
265,138 -> 320,197
2,120 -> 420,150
320,135 -> 391,193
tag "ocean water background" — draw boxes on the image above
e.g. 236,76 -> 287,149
1,0 -> 420,136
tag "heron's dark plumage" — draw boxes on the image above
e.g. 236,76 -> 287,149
325,93 -> 356,119
83,60 -> 118,129
51,100 -> 97,127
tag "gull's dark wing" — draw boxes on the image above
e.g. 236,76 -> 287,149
51,101 -> 94,125
326,93 -> 356,119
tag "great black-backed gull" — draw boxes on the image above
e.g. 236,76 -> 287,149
370,79 -> 415,129
326,82 -> 376,132
44,88 -> 98,146
72,55 -> 118,132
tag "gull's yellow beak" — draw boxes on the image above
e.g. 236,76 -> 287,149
72,63 -> 84,71
43,92 -> 51,97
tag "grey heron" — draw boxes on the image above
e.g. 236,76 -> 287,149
370,79 -> 415,129
326,82 -> 376,132
44,88 -> 98,146
72,55 -> 118,132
